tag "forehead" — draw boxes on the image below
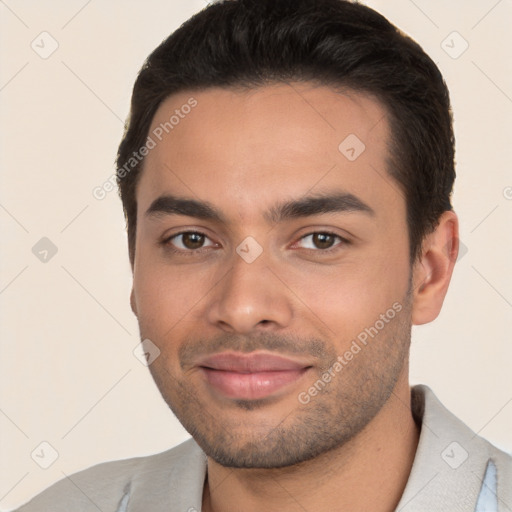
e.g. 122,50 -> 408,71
137,83 -> 401,224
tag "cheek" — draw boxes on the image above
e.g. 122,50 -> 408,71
292,273 -> 381,338
132,250 -> 216,335
286,250 -> 409,342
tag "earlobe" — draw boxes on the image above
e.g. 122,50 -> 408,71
411,210 -> 459,325
130,288 -> 138,316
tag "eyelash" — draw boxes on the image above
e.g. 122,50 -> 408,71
161,230 -> 350,255
161,231 -> 218,256
292,232 -> 349,253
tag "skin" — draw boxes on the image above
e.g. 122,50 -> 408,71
130,83 -> 459,512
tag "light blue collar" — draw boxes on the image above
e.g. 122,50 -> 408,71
474,460 -> 498,512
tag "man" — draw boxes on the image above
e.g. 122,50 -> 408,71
15,0 -> 511,510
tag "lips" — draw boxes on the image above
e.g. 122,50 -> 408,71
197,352 -> 311,400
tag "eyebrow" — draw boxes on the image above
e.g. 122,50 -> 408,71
145,192 -> 375,224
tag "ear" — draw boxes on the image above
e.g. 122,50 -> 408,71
411,210 -> 459,325
130,288 -> 138,316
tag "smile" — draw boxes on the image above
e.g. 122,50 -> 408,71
197,352 -> 312,400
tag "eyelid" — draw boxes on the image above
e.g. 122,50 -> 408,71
162,230 -> 218,252
291,231 -> 349,251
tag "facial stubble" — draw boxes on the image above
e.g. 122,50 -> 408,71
144,288 -> 413,469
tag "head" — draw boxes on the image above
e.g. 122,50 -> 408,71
117,0 -> 459,469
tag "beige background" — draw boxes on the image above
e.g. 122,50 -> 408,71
1,0 -> 511,509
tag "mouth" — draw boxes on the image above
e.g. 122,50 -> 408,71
197,352 -> 313,401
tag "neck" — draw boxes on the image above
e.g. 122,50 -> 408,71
202,376 -> 419,512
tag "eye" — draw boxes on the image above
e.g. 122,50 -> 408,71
295,232 -> 346,251
165,231 -> 217,251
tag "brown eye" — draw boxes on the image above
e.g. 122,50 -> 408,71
312,233 -> 336,249
181,232 -> 205,249
167,231 -> 216,251
296,232 -> 346,251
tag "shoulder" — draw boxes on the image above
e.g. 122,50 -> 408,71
414,384 -> 512,464
400,385 -> 512,510
12,438 -> 206,512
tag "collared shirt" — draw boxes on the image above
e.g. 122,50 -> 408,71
396,386 -> 510,511
14,385 -> 512,511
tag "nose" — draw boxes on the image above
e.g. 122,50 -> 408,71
206,249 -> 294,334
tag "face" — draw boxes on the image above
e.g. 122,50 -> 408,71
131,83 -> 413,468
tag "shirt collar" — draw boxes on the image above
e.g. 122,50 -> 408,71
396,385 -> 496,511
